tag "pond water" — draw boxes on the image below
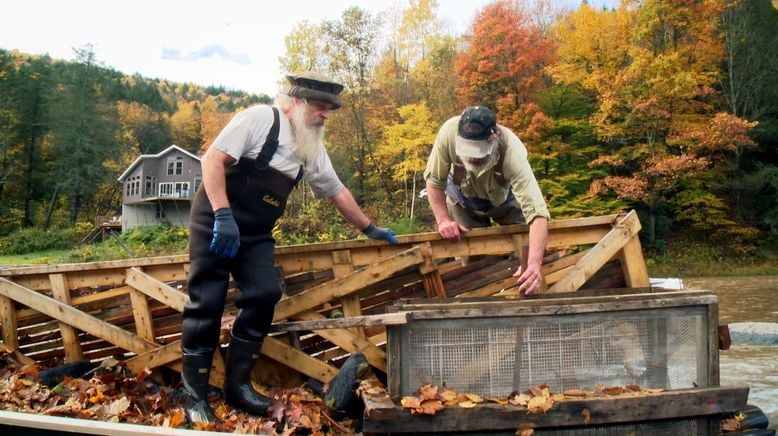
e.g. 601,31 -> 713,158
684,276 -> 778,430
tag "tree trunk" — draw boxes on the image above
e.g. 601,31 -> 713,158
44,185 -> 59,230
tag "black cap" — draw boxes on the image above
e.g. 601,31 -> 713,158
455,106 -> 497,158
284,71 -> 344,109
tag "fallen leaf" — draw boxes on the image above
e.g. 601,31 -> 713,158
439,388 -> 458,405
486,396 -> 508,405
526,396 -> 547,413
418,384 -> 439,400
582,408 -> 591,425
626,384 -> 641,392
516,427 -> 534,436
458,400 -> 477,408
464,393 -> 484,403
509,393 -> 531,406
419,399 -> 444,415
401,396 -> 421,410
602,386 -> 625,395
563,389 -> 587,398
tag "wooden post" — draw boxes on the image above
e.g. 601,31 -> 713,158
418,242 -> 446,299
547,211 -> 642,293
49,274 -> 84,362
332,250 -> 364,337
619,234 -> 650,288
0,295 -> 19,351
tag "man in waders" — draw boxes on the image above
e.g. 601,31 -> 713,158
423,105 -> 549,295
182,71 -> 398,423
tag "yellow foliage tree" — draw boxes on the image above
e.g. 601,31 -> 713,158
377,103 -> 437,219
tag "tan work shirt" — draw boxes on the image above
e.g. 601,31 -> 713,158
423,115 -> 550,223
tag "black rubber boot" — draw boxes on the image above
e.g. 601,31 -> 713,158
181,352 -> 217,424
223,334 -> 271,415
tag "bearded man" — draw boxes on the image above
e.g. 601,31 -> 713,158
423,105 -> 549,295
182,72 -> 397,423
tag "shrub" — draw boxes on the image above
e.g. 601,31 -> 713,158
0,227 -> 78,255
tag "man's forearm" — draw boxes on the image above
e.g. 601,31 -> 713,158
202,149 -> 233,211
426,185 -> 451,225
527,216 -> 549,267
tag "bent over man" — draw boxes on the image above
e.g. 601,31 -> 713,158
182,72 -> 397,423
424,106 -> 549,295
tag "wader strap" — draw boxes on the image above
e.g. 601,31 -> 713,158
493,140 -> 509,187
255,107 -> 281,171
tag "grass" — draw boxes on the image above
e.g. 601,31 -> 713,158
646,239 -> 778,277
0,248 -> 75,266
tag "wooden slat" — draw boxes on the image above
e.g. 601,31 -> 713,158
261,336 -> 339,382
269,312 -> 410,332
125,267 -> 188,312
273,246 -> 424,321
292,310 -> 388,372
363,386 -> 749,433
129,289 -> 156,341
0,295 -> 19,350
0,277 -> 159,356
548,211 -> 642,293
620,234 -> 650,288
49,273 -> 84,362
0,409 -> 239,436
331,249 -> 363,337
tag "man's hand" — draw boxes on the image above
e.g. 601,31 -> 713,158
362,223 -> 398,244
513,262 -> 543,296
437,219 -> 469,241
210,208 -> 240,258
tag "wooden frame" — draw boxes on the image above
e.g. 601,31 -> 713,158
0,213 -> 650,386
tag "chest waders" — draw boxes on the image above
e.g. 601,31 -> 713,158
181,107 -> 301,421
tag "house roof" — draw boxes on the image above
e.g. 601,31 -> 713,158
117,145 -> 201,182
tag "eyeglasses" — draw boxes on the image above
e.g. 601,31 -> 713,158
303,99 -> 335,112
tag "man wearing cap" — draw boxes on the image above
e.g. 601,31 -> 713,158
424,106 -> 549,295
181,71 -> 398,423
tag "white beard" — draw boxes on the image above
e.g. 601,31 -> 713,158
290,104 -> 324,167
462,152 -> 498,177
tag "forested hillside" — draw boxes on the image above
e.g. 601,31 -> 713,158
2,0 -> 777,257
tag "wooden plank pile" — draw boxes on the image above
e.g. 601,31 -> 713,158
0,212 -> 647,388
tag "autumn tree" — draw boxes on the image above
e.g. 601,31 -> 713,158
455,0 -> 556,128
46,45 -> 118,226
554,0 -> 733,248
280,20 -> 325,75
376,103 -> 437,220
170,100 -> 202,152
319,7 -> 385,204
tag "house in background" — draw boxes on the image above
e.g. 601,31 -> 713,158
117,145 -> 201,230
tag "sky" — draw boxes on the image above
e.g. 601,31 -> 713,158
2,0 -> 616,98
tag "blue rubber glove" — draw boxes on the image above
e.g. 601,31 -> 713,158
362,223 -> 398,245
210,208 -> 240,258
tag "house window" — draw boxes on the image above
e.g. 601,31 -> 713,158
167,157 -> 184,175
159,182 -> 173,196
194,174 -> 202,193
175,182 -> 190,198
144,176 -> 156,196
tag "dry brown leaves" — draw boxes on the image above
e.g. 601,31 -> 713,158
399,381 -> 667,421
0,349 -> 357,435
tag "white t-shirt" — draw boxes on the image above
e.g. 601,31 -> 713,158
210,104 -> 344,199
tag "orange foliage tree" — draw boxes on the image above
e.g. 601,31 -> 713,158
455,0 -> 556,130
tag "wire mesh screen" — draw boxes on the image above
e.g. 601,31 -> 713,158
392,307 -> 708,398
